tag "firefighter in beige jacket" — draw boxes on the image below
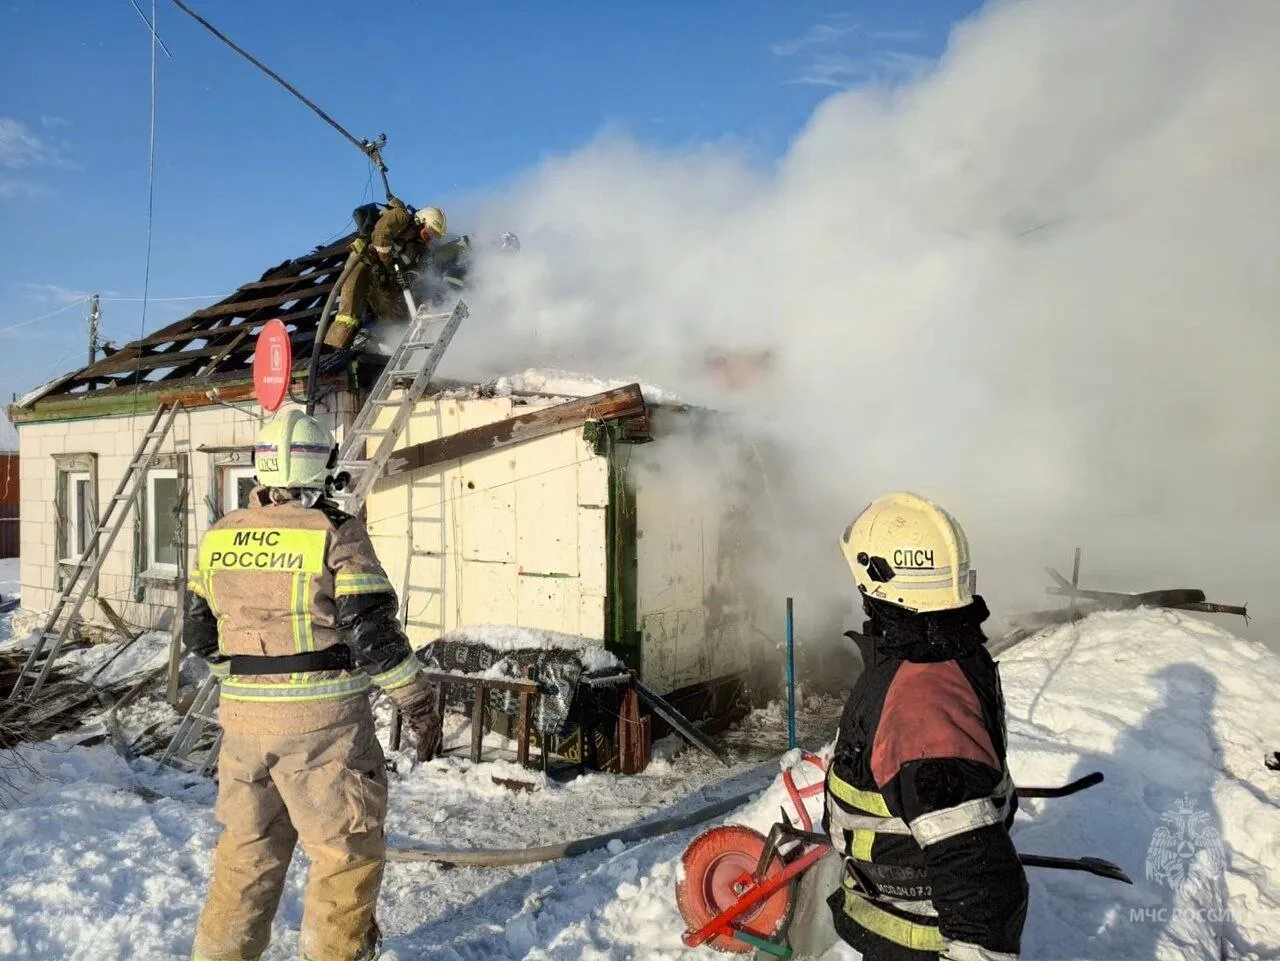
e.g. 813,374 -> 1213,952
183,408 -> 440,961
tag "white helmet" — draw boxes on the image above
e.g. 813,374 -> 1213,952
840,491 -> 972,613
254,408 -> 336,490
414,205 -> 447,238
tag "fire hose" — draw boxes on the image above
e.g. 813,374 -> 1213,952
386,786 -> 762,867
305,247 -> 361,415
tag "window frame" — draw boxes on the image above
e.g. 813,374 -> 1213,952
220,464 -> 258,516
144,467 -> 181,576
52,452 -> 99,593
61,470 -> 93,564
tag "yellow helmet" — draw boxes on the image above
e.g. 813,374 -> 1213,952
840,491 -> 972,613
254,408 -> 336,490
414,205 -> 447,238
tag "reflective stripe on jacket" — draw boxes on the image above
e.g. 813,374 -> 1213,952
824,631 -> 1027,958
184,487 -> 428,734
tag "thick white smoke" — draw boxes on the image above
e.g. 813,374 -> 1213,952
446,0 -> 1280,645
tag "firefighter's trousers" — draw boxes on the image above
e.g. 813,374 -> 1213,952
191,710 -> 388,961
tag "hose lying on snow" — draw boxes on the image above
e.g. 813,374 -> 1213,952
386,788 -> 761,867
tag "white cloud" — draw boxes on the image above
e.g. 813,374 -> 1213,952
24,284 -> 105,305
0,179 -> 43,200
772,20 -> 859,57
790,50 -> 931,88
773,15 -> 930,88
0,117 -> 60,169
868,28 -> 925,43
455,0 -> 1280,641
0,117 -> 70,200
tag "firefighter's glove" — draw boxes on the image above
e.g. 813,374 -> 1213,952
393,265 -> 413,291
402,700 -> 442,762
349,237 -> 368,256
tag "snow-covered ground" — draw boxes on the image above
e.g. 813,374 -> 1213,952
1,609 -> 1277,960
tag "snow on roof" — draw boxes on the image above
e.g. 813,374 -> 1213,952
0,411 -> 17,452
486,368 -> 682,407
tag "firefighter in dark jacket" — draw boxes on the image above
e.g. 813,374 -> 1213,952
324,200 -> 447,350
182,407 -> 441,961
825,491 -> 1028,961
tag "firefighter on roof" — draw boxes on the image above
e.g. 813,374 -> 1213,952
324,199 -> 448,350
824,492 -> 1028,961
183,407 -> 441,961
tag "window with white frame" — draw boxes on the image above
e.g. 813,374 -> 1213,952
146,468 -> 181,572
61,470 -> 94,563
220,465 -> 258,515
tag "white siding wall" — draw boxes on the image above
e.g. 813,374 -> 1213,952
632,411 -> 768,693
364,395 -> 610,648
16,394 -> 354,631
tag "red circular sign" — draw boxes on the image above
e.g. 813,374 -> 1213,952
252,319 -> 293,412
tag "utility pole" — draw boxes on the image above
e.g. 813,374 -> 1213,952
87,294 -> 100,366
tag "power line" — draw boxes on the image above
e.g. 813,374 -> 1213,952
126,0 -> 173,58
0,298 -> 91,335
103,294 -> 223,302
166,0 -> 395,200
132,0 -> 159,392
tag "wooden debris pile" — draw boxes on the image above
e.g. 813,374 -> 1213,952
0,639 -> 167,750
1003,548 -> 1249,646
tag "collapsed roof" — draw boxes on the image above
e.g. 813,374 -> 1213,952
12,234 -> 359,419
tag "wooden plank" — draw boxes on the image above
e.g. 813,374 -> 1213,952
96,598 -> 140,642
84,343 -> 247,377
386,384 -> 646,479
517,671 -> 532,768
634,679 -> 729,765
232,263 -> 346,294
136,303 -> 242,347
81,324 -> 324,378
389,705 -> 403,752
470,680 -> 485,763
110,271 -> 338,350
422,670 -> 539,695
135,318 -> 264,350
9,368 -> 349,423
196,327 -> 252,378
185,283 -> 333,321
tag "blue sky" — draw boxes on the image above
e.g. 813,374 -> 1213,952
0,0 -> 979,406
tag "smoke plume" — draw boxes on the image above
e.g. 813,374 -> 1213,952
445,0 -> 1280,646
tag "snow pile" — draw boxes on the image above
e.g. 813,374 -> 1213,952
487,368 -> 682,407
434,625 -> 624,675
0,687 -> 835,959
0,611 -> 1275,959
0,743 -> 219,958
70,631 -> 171,687
440,610 -> 1280,960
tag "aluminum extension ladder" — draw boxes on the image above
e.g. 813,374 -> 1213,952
157,668 -> 222,775
160,299 -> 468,775
8,403 -> 181,703
329,300 -> 468,515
